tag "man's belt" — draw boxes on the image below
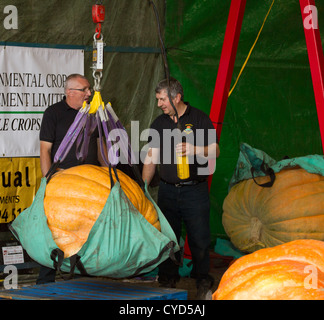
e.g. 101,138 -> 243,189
161,179 -> 207,187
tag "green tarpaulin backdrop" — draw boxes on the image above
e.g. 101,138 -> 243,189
1,0 -> 323,243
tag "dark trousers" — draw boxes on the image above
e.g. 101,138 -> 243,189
157,180 -> 213,287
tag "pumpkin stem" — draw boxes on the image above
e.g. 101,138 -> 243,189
250,217 -> 264,246
238,218 -> 265,252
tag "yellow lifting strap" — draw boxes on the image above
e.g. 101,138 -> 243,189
82,90 -> 105,114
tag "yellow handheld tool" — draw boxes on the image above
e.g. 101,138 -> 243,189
176,153 -> 190,180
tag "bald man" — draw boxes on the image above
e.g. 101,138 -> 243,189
40,73 -> 105,177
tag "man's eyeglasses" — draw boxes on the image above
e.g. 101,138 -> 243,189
69,87 -> 93,93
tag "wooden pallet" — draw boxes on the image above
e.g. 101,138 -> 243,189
0,277 -> 187,300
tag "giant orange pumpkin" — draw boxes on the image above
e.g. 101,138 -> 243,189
222,168 -> 324,253
44,164 -> 160,258
213,239 -> 324,300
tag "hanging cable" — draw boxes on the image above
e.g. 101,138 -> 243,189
147,0 -> 169,79
228,0 -> 275,97
147,0 -> 181,129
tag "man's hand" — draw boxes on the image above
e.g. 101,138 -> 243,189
176,142 -> 220,159
175,142 -> 194,156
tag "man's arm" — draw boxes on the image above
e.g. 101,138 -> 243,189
40,140 -> 53,177
142,147 -> 159,186
195,142 -> 220,158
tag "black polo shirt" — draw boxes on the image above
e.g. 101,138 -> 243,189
148,102 -> 218,184
40,98 -> 100,169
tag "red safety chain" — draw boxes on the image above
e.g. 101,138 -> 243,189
92,3 -> 105,39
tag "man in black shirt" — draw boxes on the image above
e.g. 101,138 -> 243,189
40,73 -> 104,176
142,78 -> 220,299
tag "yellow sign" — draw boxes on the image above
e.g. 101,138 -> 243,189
0,158 -> 42,223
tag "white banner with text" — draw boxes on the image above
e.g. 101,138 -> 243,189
0,46 -> 84,157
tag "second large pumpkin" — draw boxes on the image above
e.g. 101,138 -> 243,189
44,164 -> 160,258
222,168 -> 324,253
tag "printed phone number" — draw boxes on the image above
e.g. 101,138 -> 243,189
0,208 -> 26,223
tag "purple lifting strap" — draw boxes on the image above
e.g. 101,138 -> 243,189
52,103 -> 137,170
54,110 -> 88,163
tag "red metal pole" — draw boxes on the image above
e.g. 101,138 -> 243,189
208,0 -> 246,189
299,0 -> 324,154
209,0 -> 247,139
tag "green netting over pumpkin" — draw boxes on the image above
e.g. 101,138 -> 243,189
10,177 -> 179,278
